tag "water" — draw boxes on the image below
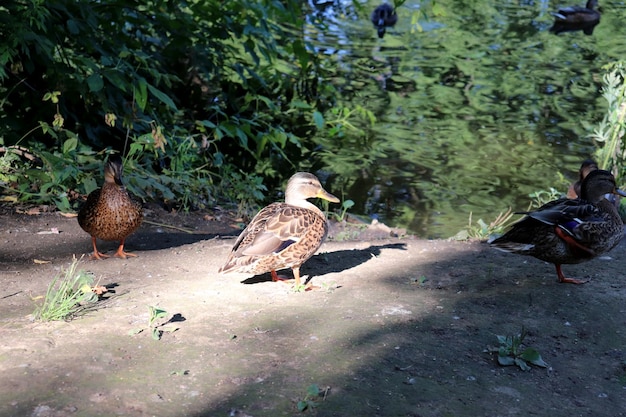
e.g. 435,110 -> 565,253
303,0 -> 625,238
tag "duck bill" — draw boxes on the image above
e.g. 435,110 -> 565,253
317,189 -> 340,203
615,188 -> 626,198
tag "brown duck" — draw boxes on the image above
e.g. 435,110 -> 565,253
219,172 -> 340,288
491,169 -> 625,284
566,159 -> 598,199
78,154 -> 143,260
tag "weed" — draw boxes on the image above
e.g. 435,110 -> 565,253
297,384 -> 329,413
490,327 -> 548,371
528,188 -> 561,210
591,62 -> 626,176
33,257 -> 98,322
129,306 -> 180,340
454,208 -> 515,240
328,199 -> 355,222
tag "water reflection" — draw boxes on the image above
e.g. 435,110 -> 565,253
304,0 -> 623,238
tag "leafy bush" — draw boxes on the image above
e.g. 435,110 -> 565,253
591,61 -> 626,177
0,0 -> 339,211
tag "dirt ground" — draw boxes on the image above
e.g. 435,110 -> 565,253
1,204 -> 626,417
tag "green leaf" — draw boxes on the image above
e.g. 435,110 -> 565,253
306,384 -> 320,397
514,358 -> 531,371
292,39 -> 309,70
86,74 -> 104,92
313,111 -> 324,129
134,78 -> 148,111
62,138 -> 78,155
82,177 -> 98,194
520,348 -> 548,368
128,328 -> 143,335
147,84 -> 178,111
297,400 -> 308,412
149,306 -> 168,319
103,70 -> 128,92
497,356 -> 515,366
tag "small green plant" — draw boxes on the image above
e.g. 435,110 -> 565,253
591,61 -> 626,177
293,282 -> 308,293
129,306 -> 179,340
491,327 -> 548,371
454,208 -> 515,240
33,257 -> 98,322
297,384 -> 328,413
329,199 -> 354,222
528,187 -> 561,209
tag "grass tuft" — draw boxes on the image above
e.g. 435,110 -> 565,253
33,257 -> 98,322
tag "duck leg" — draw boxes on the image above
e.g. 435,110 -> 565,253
90,237 -> 110,260
113,238 -> 138,259
271,270 -> 291,282
555,227 -> 596,257
271,267 -> 315,291
292,266 -> 302,288
270,269 -> 298,284
555,264 -> 587,285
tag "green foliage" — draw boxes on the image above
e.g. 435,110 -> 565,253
591,61 -> 626,176
217,168 -> 268,219
129,306 -> 179,341
33,257 -> 97,322
0,149 -> 22,185
0,0 -> 340,212
491,327 -> 548,372
453,208 -> 515,241
297,384 -> 326,413
528,187 -> 562,210
328,199 -> 355,222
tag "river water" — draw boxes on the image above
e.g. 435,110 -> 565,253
304,0 -> 626,238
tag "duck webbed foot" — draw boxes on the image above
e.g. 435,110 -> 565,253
555,264 -> 589,285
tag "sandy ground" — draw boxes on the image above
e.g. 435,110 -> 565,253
1,206 -> 626,417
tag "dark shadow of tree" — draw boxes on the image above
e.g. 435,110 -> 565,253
185,241 -> 626,417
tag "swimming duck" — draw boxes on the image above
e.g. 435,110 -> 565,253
491,169 -> 625,284
78,154 -> 143,260
371,3 -> 398,39
566,159 -> 598,199
219,172 -> 340,289
550,0 -> 600,35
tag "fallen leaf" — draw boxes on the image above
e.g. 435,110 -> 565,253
33,259 -> 51,264
59,212 -> 78,218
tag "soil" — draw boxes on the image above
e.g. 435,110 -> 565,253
1,204 -> 626,417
